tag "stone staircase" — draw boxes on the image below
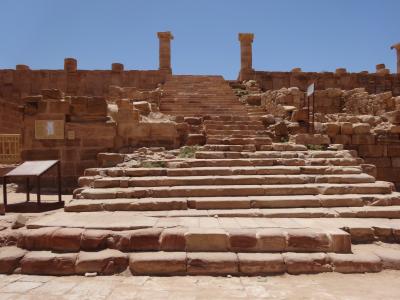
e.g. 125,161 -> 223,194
2,142 -> 400,276
1,76 -> 400,277
203,115 -> 272,150
160,75 -> 248,117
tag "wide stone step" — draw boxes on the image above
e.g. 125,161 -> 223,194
66,198 -> 189,212
87,174 -> 375,188
194,150 -> 355,159
205,115 -> 258,121
13,226 -> 350,253
205,124 -> 265,130
24,213 -> 400,241
2,247 -> 392,276
187,194 -> 400,210
199,143 -> 309,152
206,129 -> 259,135
207,137 -> 272,146
161,109 -> 246,113
79,182 -> 393,199
65,193 -> 400,212
130,250 -> 384,275
204,121 -> 263,126
200,144 -> 257,152
154,205 -> 400,219
207,134 -> 269,139
165,157 -> 364,168
84,165 -> 364,178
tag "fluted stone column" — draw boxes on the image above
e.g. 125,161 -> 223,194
391,43 -> 400,74
239,33 -> 254,81
157,31 -> 173,73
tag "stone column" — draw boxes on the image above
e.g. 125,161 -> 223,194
64,58 -> 77,72
157,31 -> 173,73
238,33 -> 254,81
391,43 -> 400,74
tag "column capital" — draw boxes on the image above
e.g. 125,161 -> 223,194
157,31 -> 174,40
391,43 -> 400,50
238,33 -> 254,43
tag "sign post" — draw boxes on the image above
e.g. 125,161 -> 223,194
306,83 -> 315,133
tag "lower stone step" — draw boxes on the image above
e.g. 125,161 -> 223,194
201,144 -> 257,152
87,174 -> 376,188
79,182 -> 394,199
207,137 -> 272,146
65,193 -> 400,212
165,157 -> 363,168
24,214 -> 400,243
130,251 -> 384,275
84,165 -> 364,178
13,226 -> 351,253
0,247 -> 391,276
157,205 -> 400,219
194,150 -> 354,159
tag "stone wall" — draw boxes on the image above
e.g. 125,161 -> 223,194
250,71 -> 400,96
0,99 -> 23,134
5,88 -> 187,191
20,92 -> 115,189
311,115 -> 400,189
0,69 -> 168,103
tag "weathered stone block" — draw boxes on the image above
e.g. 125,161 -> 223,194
238,253 -> 286,275
358,145 -> 385,157
352,134 -> 375,145
329,252 -> 382,273
256,228 -> 287,252
333,134 -> 351,144
21,251 -> 77,275
352,123 -> 371,134
80,230 -> 111,251
76,249 -> 128,275
325,123 -> 340,137
284,253 -> 332,274
0,247 -> 26,274
228,229 -> 258,252
51,228 -> 84,252
130,228 -> 162,251
159,227 -> 186,251
19,227 -> 60,250
286,229 -> 331,252
185,228 -> 228,252
187,252 -> 238,275
130,252 -> 187,275
340,122 -> 353,135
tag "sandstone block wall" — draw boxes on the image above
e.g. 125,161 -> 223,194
0,100 -> 23,134
0,69 -> 168,103
314,118 -> 400,189
20,94 -> 116,189
250,71 -> 400,96
1,88 -> 187,190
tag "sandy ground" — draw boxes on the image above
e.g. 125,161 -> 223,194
0,271 -> 400,300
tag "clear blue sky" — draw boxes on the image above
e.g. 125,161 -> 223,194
0,0 -> 399,79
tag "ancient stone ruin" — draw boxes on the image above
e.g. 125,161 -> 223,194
0,32 -> 400,276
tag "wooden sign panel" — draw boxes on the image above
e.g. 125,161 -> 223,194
35,120 -> 65,140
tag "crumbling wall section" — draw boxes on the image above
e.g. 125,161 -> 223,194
250,71 -> 400,96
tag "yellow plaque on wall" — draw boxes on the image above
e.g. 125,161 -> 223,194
35,120 -> 65,140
